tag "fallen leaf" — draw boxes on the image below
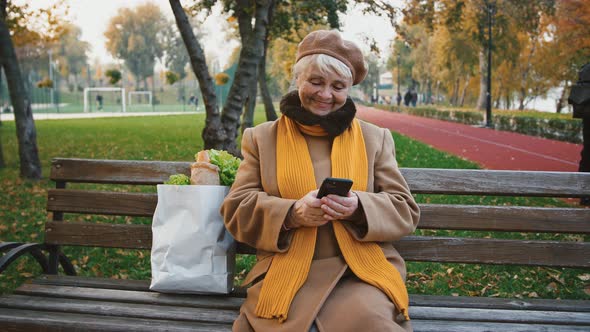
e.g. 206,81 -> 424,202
528,292 -> 539,298
578,274 -> 590,281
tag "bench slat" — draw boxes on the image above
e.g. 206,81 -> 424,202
47,190 -> 157,217
45,222 -> 152,249
410,294 -> 590,312
0,308 -> 232,332
396,236 -> 590,268
19,281 -> 590,313
51,158 -> 191,185
44,222 -> 590,267
412,320 -> 590,332
419,204 -> 590,234
0,294 -> 239,324
401,168 -> 590,197
410,306 -> 590,325
16,284 -> 244,310
46,189 -> 590,234
51,158 -> 590,197
31,274 -> 247,298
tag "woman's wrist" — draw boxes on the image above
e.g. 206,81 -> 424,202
283,206 -> 300,231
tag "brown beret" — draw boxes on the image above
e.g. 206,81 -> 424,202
296,30 -> 367,85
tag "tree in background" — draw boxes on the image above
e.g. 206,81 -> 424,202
104,3 -> 167,94
358,55 -> 381,102
170,0 -> 271,155
540,0 -> 590,113
399,0 -> 568,111
105,69 -> 122,85
0,0 -> 66,178
163,24 -> 192,103
53,23 -> 89,92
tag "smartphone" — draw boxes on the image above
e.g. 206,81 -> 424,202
316,177 -> 353,199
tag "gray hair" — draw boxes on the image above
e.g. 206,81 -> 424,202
290,54 -> 353,91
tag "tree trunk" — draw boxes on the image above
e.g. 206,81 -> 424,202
258,29 -> 277,121
517,88 -> 526,110
0,3 -> 42,179
220,0 -> 270,155
505,93 -> 511,110
518,35 -> 539,111
0,66 -> 5,168
169,0 -> 224,150
451,78 -> 459,106
241,76 -> 257,133
555,81 -> 568,114
459,74 -> 471,107
434,80 -> 440,104
476,50 -> 487,110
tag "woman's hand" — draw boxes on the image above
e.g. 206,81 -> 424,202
289,190 -> 329,228
320,191 -> 359,221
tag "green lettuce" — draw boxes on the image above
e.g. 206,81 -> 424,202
206,149 -> 241,186
164,174 -> 190,185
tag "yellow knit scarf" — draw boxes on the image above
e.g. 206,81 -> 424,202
254,116 -> 410,322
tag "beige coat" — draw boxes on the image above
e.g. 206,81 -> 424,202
221,119 -> 420,332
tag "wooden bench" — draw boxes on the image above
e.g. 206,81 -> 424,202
1,157 -> 589,331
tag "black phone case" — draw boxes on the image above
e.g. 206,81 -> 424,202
317,177 -> 353,198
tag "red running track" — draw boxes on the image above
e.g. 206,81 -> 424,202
357,106 -> 583,172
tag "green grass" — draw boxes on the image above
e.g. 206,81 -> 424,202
0,109 -> 588,300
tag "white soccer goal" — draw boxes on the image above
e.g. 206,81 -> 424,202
83,87 -> 126,113
128,91 -> 153,106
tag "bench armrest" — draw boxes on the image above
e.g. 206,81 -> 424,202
0,242 -> 76,276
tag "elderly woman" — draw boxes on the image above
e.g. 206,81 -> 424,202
221,30 -> 420,332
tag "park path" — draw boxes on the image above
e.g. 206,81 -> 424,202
356,105 -> 583,172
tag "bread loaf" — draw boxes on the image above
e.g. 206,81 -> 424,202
190,150 -> 220,185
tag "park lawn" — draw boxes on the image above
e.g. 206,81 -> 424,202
0,111 -> 588,300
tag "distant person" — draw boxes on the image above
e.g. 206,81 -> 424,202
194,96 -> 199,110
410,90 -> 418,107
396,93 -> 402,106
96,94 -> 103,111
403,90 -> 411,106
188,95 -> 195,105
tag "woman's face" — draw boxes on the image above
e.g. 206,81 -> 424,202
296,64 -> 351,116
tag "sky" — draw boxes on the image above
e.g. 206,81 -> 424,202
23,0 -> 400,69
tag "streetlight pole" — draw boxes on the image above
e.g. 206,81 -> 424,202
485,0 -> 494,128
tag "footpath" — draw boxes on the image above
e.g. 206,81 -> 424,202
0,111 -> 198,122
357,105 -> 582,172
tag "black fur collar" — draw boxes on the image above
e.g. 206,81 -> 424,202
279,90 -> 357,137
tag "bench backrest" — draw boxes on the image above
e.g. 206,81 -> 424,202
46,158 -> 590,268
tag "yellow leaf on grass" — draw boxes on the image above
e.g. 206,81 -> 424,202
578,274 -> 590,281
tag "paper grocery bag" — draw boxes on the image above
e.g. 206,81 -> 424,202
150,184 -> 235,294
